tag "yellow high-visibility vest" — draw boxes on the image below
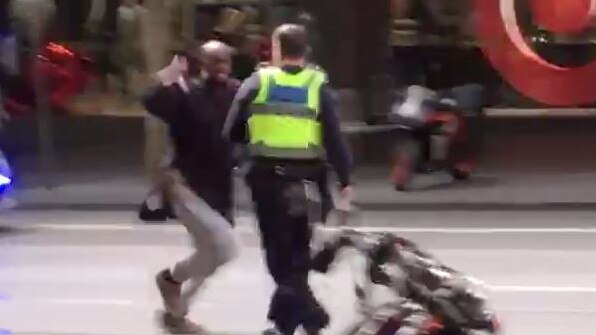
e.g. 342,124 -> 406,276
248,66 -> 326,159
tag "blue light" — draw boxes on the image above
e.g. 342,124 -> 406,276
0,174 -> 11,187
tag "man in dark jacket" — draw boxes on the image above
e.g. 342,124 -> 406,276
224,24 -> 353,335
143,40 -> 239,334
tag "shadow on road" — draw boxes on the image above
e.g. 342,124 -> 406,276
412,175 -> 501,192
0,225 -> 31,238
357,201 -> 596,211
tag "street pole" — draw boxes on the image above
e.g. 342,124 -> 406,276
33,40 -> 56,188
353,0 -> 393,122
140,0 -> 171,179
13,0 -> 60,189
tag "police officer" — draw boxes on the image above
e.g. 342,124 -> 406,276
224,24 -> 353,335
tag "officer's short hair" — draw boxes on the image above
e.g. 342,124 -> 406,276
273,24 -> 308,59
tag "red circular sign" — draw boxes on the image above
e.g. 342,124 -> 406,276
473,0 -> 596,106
529,0 -> 593,34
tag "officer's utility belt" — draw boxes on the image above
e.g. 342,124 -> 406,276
252,158 -> 323,180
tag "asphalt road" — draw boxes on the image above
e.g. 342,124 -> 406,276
1,210 -> 595,335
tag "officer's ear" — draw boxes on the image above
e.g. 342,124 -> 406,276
305,46 -> 313,61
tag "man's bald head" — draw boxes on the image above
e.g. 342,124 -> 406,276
198,40 -> 233,82
200,40 -> 233,59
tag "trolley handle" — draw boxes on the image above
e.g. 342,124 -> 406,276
311,229 -> 391,274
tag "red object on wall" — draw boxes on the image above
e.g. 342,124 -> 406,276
529,0 -> 593,34
38,42 -> 91,110
2,42 -> 91,116
473,0 -> 596,106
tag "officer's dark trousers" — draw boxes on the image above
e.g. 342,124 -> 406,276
316,167 -> 333,224
247,161 -> 329,335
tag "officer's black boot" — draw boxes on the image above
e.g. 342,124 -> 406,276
299,285 -> 330,335
267,286 -> 302,335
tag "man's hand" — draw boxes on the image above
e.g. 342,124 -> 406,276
336,185 -> 354,212
156,55 -> 189,89
340,185 -> 354,199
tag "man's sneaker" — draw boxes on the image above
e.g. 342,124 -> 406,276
158,311 -> 203,334
156,269 -> 182,314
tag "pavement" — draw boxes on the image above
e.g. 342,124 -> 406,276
4,115 -> 596,210
1,209 -> 595,335
9,167 -> 596,212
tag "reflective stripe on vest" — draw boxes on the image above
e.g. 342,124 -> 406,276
248,67 -> 326,159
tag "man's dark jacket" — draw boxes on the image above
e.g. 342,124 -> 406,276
143,78 -> 239,217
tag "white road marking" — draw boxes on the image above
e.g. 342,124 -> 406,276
497,307 -> 596,315
44,298 -> 136,306
36,223 -> 179,232
38,224 -> 133,231
35,223 -> 596,235
24,285 -> 596,308
489,285 -> 596,293
318,227 -> 596,234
